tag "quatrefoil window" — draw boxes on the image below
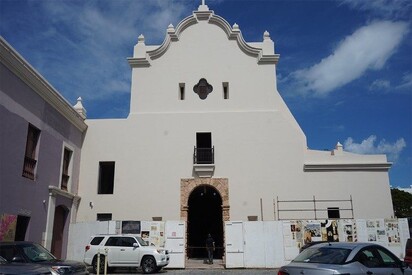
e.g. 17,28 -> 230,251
193,78 -> 213,100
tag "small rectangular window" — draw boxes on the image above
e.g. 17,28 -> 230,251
328,207 -> 340,219
22,124 -> 40,180
98,161 -> 115,194
223,82 -> 229,99
179,83 -> 185,100
247,216 -> 258,221
61,148 -> 72,191
152,217 -> 162,221
97,213 -> 112,221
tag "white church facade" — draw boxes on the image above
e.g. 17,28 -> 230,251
75,2 -> 395,261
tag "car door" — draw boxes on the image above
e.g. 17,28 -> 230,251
109,237 -> 140,265
356,246 -> 404,275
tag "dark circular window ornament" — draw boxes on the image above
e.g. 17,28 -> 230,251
193,78 -> 213,100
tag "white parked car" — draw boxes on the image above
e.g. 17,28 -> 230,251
84,235 -> 169,274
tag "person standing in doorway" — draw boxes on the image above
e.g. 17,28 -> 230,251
205,233 -> 215,264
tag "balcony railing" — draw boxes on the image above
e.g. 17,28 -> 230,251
61,174 -> 69,191
193,146 -> 214,164
22,156 -> 37,180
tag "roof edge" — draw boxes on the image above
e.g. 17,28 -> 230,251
0,37 -> 88,132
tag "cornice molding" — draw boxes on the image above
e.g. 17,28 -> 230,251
304,162 -> 392,172
0,37 -> 88,132
49,185 -> 81,200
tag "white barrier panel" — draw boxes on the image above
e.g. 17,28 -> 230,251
67,218 -> 411,268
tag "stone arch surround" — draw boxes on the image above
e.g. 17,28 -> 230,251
180,178 -> 230,222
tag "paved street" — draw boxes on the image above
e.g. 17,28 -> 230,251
90,268 -> 279,275
88,259 -> 279,274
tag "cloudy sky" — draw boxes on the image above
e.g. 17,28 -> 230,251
1,0 -> 411,188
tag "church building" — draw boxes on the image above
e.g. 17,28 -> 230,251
75,2 -> 394,261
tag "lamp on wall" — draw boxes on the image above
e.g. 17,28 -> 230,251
89,201 -> 94,208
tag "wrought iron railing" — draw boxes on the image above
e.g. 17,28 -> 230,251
193,146 -> 214,164
22,156 -> 37,180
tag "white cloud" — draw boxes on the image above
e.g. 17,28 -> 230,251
290,21 -> 409,96
344,135 -> 406,161
396,73 -> 412,90
342,0 -> 412,19
369,79 -> 391,91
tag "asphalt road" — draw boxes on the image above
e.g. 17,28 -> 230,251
89,267 -> 279,275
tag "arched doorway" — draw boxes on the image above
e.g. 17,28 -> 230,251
187,185 -> 223,259
51,205 -> 68,259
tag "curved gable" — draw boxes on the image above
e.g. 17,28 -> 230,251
128,5 -> 279,67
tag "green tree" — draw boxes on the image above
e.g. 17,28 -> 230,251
391,188 -> 412,218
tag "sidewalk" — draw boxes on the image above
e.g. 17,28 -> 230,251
87,259 -> 279,274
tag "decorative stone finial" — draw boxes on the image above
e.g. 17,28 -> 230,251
198,0 -> 209,11
331,141 -> 343,156
232,23 -> 240,31
167,24 -> 175,33
73,97 -> 87,119
263,31 -> 270,40
138,34 -> 145,44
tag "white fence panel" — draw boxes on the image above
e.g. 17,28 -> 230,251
164,221 -> 186,268
225,221 -> 244,268
243,222 -> 266,268
67,221 -> 115,261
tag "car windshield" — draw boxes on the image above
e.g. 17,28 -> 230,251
293,246 -> 351,265
135,236 -> 149,246
21,243 -> 56,262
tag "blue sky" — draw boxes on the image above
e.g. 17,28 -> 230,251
1,0 -> 411,188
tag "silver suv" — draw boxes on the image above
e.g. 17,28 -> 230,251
84,235 -> 169,274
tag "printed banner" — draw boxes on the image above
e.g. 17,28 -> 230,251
0,214 -> 17,241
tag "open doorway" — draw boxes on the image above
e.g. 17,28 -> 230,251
15,215 -> 30,241
187,185 -> 223,259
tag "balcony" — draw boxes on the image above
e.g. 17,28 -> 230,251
22,156 -> 37,180
193,147 -> 215,178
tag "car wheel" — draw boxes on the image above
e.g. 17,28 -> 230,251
92,255 -> 105,274
141,256 -> 157,274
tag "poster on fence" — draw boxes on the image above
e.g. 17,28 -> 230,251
385,219 -> 400,246
140,221 -> 165,247
365,219 -> 386,243
321,220 -> 339,242
121,221 -> 141,234
303,221 -> 322,244
338,219 -> 356,242
282,221 -> 300,260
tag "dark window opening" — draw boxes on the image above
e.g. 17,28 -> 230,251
98,162 -> 115,194
248,216 -> 258,221
61,148 -> 72,191
97,213 -> 112,221
22,124 -> 40,180
223,82 -> 229,99
328,207 -> 340,219
194,132 -> 214,164
179,83 -> 185,100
